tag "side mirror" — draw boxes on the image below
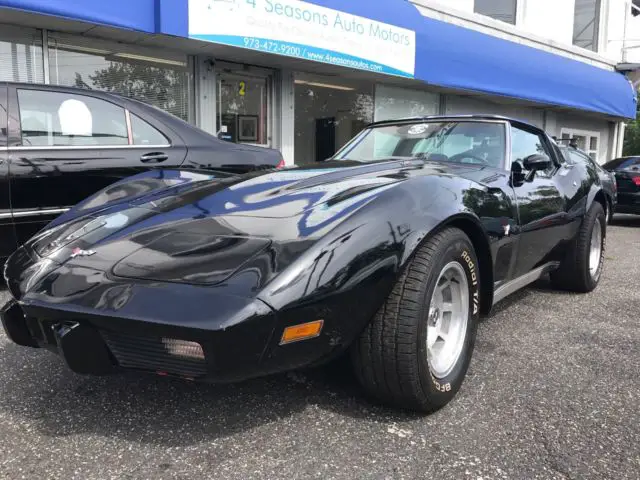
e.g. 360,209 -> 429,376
523,154 -> 552,171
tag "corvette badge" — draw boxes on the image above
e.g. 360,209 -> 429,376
70,248 -> 96,258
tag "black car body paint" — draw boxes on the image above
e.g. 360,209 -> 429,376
1,116 -> 608,383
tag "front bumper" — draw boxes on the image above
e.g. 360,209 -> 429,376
2,230 -> 379,383
1,302 -> 117,375
1,296 -> 283,381
1,244 -> 287,382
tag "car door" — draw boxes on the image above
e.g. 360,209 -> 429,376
7,85 -> 187,245
0,84 -> 18,260
510,125 -> 583,277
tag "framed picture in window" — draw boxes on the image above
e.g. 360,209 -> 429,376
238,115 -> 259,142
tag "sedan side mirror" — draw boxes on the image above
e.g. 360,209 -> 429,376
523,154 -> 552,171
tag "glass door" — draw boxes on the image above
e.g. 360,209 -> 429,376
216,68 -> 272,147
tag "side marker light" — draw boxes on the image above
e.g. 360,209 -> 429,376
280,320 -> 324,345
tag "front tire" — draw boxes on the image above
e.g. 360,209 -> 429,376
550,201 -> 606,292
351,228 -> 480,412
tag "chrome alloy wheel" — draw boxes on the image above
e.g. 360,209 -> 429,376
426,261 -> 469,379
589,219 -> 603,278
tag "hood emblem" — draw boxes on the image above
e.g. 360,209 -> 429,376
503,224 -> 511,236
70,247 -> 96,258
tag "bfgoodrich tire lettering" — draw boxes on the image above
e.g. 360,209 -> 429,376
551,201 -> 606,293
351,227 -> 479,412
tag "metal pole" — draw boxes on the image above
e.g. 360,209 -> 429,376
42,29 -> 50,84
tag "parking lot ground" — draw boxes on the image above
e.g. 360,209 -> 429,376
0,216 -> 639,480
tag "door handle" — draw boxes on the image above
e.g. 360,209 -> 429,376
140,152 -> 169,163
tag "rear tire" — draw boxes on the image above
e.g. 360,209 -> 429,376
351,228 -> 480,412
550,201 -> 605,292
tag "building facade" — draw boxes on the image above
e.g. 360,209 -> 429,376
0,0 -> 638,166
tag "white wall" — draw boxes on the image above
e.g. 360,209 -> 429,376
411,0 -> 614,69
628,15 -> 640,62
605,0 -> 630,61
521,0 -> 576,44
607,0 -> 640,62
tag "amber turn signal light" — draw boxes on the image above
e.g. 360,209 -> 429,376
280,320 -> 324,345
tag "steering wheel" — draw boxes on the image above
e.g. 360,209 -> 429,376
449,153 -> 490,165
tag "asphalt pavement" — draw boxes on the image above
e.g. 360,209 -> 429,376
0,216 -> 639,480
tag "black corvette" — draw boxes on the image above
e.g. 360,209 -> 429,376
1,115 -> 608,412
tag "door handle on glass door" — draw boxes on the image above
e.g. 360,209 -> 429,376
140,152 -> 169,163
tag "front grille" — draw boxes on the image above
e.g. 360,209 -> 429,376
102,331 -> 207,378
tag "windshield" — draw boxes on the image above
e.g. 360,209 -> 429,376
333,121 -> 506,168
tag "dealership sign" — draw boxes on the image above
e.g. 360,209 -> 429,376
188,0 -> 416,78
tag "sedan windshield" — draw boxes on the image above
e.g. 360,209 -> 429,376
334,121 -> 506,168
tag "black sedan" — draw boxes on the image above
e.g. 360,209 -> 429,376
602,156 -> 640,215
0,82 -> 284,262
1,115 -> 608,412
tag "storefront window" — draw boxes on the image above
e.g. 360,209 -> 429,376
374,85 -> 439,122
474,0 -> 517,24
48,35 -> 193,122
573,0 -> 601,51
0,25 -> 44,83
294,73 -> 374,165
216,72 -> 270,145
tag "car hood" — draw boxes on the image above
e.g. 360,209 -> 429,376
11,159 -> 486,296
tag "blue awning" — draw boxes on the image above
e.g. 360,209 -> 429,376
0,0 -> 158,32
1,0 -> 636,118
307,0 -> 637,119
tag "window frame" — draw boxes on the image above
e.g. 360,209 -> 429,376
47,31 -> 195,124
565,147 -> 596,167
572,0 -> 602,52
509,123 -> 559,174
559,127 -> 600,162
474,0 -> 518,25
128,111 -> 170,146
333,118 -> 511,170
0,25 -> 196,124
0,24 -> 45,84
10,86 -> 172,150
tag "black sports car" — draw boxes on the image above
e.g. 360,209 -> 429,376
1,115 -> 608,412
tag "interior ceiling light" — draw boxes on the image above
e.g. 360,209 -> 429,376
111,53 -> 187,67
55,43 -> 111,55
294,80 -> 355,91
